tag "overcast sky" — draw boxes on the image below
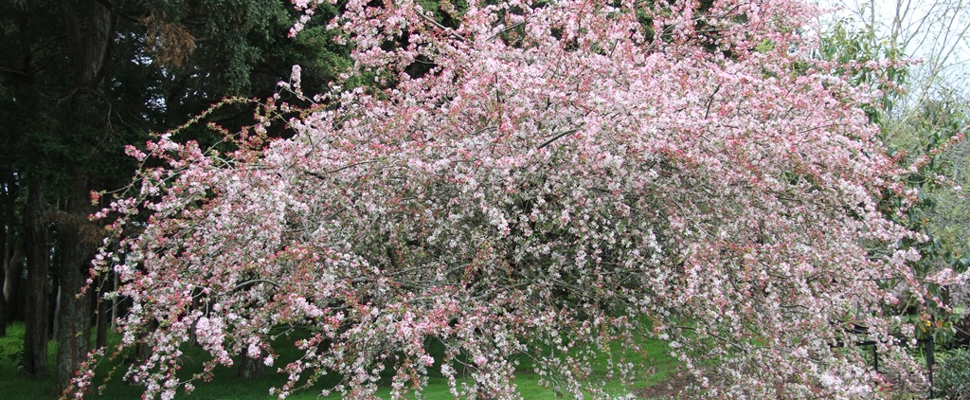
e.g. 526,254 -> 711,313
816,0 -> 970,101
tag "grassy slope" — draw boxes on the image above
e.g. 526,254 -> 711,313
0,322 -> 677,399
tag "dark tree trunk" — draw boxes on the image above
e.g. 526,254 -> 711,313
54,237 -> 93,391
5,256 -> 25,323
133,318 -> 158,365
2,228 -> 22,330
1,220 -> 8,337
1,166 -> 21,335
95,273 -> 112,349
53,176 -> 100,391
50,275 -> 60,339
51,0 -> 113,391
238,351 -> 266,379
23,176 -> 50,377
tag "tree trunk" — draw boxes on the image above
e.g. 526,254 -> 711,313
95,273 -> 112,349
51,0 -> 113,391
1,165 -> 21,336
53,176 -> 100,392
5,255 -> 25,324
1,219 -> 8,337
238,351 -> 266,379
51,284 -> 60,340
54,239 -> 93,391
23,176 -> 50,377
133,319 -> 158,365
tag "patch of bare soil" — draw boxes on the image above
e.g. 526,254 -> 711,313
634,371 -> 697,399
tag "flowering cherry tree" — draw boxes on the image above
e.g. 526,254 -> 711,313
70,0 -> 959,398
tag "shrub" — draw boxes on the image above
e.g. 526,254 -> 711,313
934,347 -> 970,399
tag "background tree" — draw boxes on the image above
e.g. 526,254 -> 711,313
0,0 -> 349,390
819,0 -> 970,345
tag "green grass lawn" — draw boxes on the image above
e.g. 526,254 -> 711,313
0,322 -> 678,399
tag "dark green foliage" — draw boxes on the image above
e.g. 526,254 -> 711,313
0,0 -> 354,386
881,99 -> 970,321
138,0 -> 351,145
935,347 -> 970,399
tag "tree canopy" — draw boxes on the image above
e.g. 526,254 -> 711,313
65,0 -> 966,399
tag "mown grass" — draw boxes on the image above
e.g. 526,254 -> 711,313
0,322 -> 677,399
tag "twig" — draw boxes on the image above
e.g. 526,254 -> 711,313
303,159 -> 378,181
537,128 -> 581,150
418,12 -> 466,43
232,279 -> 281,291
704,83 -> 722,120
487,22 -> 527,42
